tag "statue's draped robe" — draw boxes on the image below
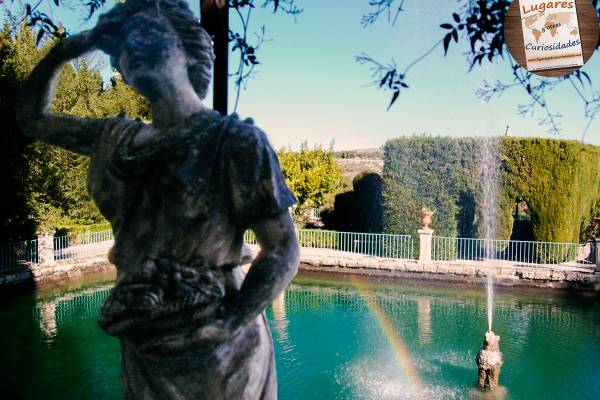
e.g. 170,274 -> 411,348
88,110 -> 296,399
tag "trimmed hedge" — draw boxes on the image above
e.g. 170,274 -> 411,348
54,222 -> 112,237
502,137 -> 600,243
383,136 -> 600,244
383,136 -> 480,238
332,170 -> 383,233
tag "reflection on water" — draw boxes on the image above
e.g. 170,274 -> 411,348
271,291 -> 290,344
594,306 -> 600,338
1,273 -> 600,399
38,301 -> 57,343
271,276 -> 600,400
417,298 -> 432,346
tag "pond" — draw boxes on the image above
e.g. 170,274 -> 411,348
1,271 -> 599,399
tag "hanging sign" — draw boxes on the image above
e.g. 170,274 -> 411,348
518,0 -> 584,71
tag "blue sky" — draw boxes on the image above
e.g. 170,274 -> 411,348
4,0 -> 600,150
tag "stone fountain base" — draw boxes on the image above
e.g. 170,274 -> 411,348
476,331 -> 503,391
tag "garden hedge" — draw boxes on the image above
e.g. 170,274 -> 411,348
382,136 -> 600,244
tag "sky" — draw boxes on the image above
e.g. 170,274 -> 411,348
4,0 -> 600,150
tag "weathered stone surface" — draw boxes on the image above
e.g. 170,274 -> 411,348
549,271 -> 566,281
435,264 -> 448,274
476,331 -> 503,391
379,259 -> 400,271
6,249 -> 600,293
345,258 -> 363,268
336,257 -> 350,268
364,258 -> 380,269
407,263 -> 423,273
520,270 -> 535,280
423,263 -> 438,274
37,233 -> 56,266
394,262 -> 408,272
418,228 -> 434,262
565,272 -> 582,281
498,268 -> 517,277
320,256 -> 339,267
534,270 -> 550,280
464,266 -> 476,276
475,268 -> 487,277
303,256 -> 321,266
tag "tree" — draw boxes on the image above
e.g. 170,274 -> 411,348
0,24 -> 150,240
277,143 -> 344,218
5,0 -> 301,113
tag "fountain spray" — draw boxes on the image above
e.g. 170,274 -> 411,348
476,138 -> 503,391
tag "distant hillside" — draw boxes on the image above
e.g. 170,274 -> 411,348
334,149 -> 384,178
334,148 -> 383,159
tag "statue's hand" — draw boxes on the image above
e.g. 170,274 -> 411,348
93,12 -> 123,54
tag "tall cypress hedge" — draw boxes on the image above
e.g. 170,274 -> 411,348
383,136 -> 600,244
383,136 -> 480,238
502,137 -> 600,243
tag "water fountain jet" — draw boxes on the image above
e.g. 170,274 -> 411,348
477,138 -> 501,390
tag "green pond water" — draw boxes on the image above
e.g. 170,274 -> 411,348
1,271 -> 599,399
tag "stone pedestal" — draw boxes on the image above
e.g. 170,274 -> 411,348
476,331 -> 503,391
418,228 -> 434,262
37,233 -> 55,266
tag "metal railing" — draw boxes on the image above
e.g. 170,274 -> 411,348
0,239 -> 38,272
432,236 -> 589,265
1,228 -> 595,273
54,230 -> 114,262
297,230 -> 414,259
1,230 -> 116,272
245,229 -> 414,260
244,230 -> 257,245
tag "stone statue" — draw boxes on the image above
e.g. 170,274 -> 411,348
16,1 -> 300,398
476,331 -> 503,391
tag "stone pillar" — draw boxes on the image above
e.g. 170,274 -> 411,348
37,233 -> 55,266
418,209 -> 435,262
418,228 -> 434,262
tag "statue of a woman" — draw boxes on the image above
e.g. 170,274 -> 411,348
17,1 -> 299,398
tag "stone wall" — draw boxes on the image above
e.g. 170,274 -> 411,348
297,249 -> 600,291
0,257 -> 115,288
2,245 -> 599,292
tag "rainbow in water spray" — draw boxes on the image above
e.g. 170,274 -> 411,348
348,276 -> 426,400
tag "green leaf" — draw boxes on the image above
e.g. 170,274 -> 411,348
443,33 -> 452,55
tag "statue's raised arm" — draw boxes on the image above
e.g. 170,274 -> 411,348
16,29 -> 107,156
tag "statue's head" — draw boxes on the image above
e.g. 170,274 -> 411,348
483,331 -> 500,351
97,0 -> 214,101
